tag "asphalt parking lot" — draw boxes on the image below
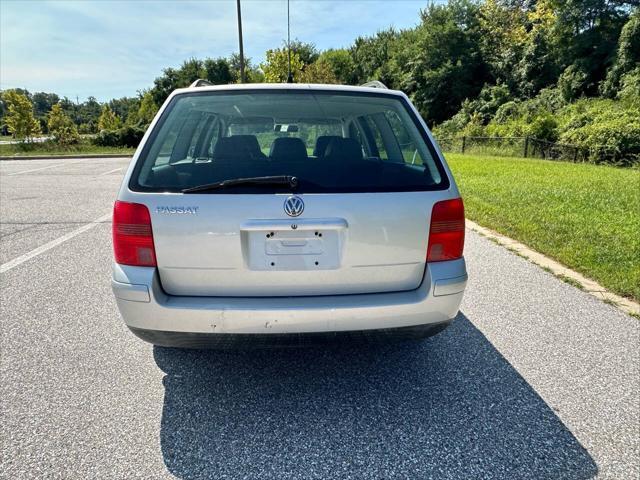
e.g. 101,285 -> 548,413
0,157 -> 638,479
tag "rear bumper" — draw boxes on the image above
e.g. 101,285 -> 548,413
127,322 -> 453,349
112,258 -> 467,337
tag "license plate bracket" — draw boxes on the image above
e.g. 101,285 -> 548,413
241,219 -> 347,271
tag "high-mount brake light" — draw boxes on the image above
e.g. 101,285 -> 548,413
112,201 -> 157,267
427,198 -> 465,262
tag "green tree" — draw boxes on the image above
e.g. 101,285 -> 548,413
180,58 -> 205,83
98,104 -> 121,131
618,67 -> 640,105
300,60 -> 339,84
136,91 -> 159,127
350,28 -> 398,85
109,96 -> 140,124
59,97 -> 78,124
78,96 -> 102,132
47,103 -> 79,146
601,9 -> 640,97
317,49 -> 356,84
151,67 -> 181,106
478,0 -> 528,92
150,57 -> 234,104
32,92 -> 60,118
289,40 -> 320,65
553,0 -> 630,98
261,49 -> 304,83
558,64 -> 590,102
229,53 -> 263,82
516,28 -> 559,97
389,2 -> 489,125
2,90 -> 41,140
203,58 -> 233,84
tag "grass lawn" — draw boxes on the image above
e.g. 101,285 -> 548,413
0,140 -> 135,157
446,153 -> 640,302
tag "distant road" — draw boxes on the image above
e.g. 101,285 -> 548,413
0,135 -> 51,145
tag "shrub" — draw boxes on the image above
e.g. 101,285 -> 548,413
93,125 -> 144,148
522,87 -> 566,115
118,125 -> 145,147
78,123 -> 94,134
558,65 -> 589,102
618,67 -> 640,105
460,112 -> 485,137
432,84 -> 639,165
468,84 -> 512,123
93,129 -> 120,147
493,101 -> 520,123
527,113 -> 558,141
47,104 -> 79,146
97,105 -> 122,131
559,105 -> 640,165
431,109 -> 470,140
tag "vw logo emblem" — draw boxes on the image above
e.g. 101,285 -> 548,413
284,196 -> 304,217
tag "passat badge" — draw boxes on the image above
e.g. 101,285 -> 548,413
284,196 -> 304,217
156,206 -> 199,215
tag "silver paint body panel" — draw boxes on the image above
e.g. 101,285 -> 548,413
112,83 -> 468,335
112,259 -> 467,334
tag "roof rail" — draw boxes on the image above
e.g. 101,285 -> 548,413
190,79 -> 213,88
361,80 -> 388,89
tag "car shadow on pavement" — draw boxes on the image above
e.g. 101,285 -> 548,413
153,313 -> 597,480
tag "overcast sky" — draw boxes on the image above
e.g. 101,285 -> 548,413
1,0 -> 430,102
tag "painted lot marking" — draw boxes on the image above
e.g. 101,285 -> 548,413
98,167 -> 123,176
7,163 -> 67,176
0,213 -> 111,274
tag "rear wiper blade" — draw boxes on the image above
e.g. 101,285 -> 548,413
182,175 -> 298,193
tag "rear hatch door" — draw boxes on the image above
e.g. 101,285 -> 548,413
146,191 -> 449,296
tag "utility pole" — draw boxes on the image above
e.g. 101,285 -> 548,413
286,0 -> 293,83
236,0 -> 245,83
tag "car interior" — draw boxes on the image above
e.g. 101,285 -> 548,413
137,93 -> 443,192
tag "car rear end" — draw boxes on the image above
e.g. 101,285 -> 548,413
111,84 -> 467,347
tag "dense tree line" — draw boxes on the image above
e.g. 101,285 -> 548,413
1,0 -> 638,161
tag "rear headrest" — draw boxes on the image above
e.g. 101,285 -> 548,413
213,135 -> 263,159
324,137 -> 364,162
313,135 -> 342,157
149,164 -> 180,187
269,137 -> 308,162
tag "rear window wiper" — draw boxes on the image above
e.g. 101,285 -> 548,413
182,175 -> 298,193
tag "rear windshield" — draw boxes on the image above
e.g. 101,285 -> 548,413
130,89 -> 449,193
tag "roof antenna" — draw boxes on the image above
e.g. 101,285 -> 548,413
286,0 -> 294,83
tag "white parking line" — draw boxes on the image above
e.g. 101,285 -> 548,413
98,167 -> 123,176
6,163 -> 68,176
0,213 -> 111,274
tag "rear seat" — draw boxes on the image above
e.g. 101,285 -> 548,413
213,135 -> 266,160
313,135 -> 342,157
269,137 -> 308,162
324,137 -> 364,163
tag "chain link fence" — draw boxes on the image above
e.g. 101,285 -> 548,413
436,136 -> 639,167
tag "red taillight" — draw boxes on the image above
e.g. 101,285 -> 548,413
427,198 -> 465,262
112,201 -> 156,267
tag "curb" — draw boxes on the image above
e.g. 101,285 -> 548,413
0,154 -> 132,161
466,219 -> 640,317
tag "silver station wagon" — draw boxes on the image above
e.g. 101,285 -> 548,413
111,82 -> 468,347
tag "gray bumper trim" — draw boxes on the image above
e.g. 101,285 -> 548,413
433,274 -> 468,297
128,321 -> 452,349
112,280 -> 150,303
